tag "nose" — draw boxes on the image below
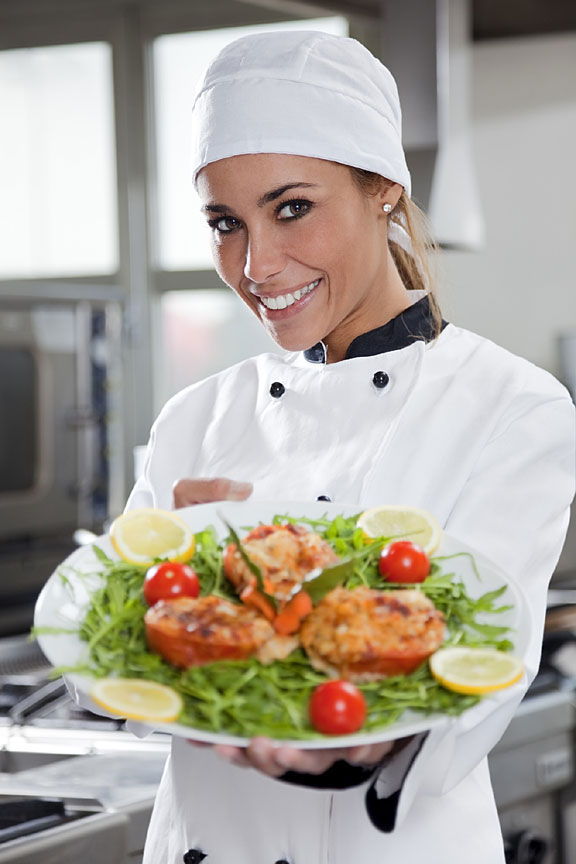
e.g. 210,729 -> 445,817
243,228 -> 285,284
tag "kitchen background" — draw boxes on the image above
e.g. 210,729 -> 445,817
0,0 -> 575,861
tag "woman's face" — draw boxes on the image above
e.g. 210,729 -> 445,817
196,154 -> 406,359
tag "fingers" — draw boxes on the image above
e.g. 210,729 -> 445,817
213,744 -> 253,768
243,738 -> 290,778
272,746 -> 342,775
240,740 -> 342,777
172,477 -> 253,509
203,738 -> 396,778
270,741 -> 394,775
213,739 -> 333,778
345,741 -> 394,765
343,744 -> 375,765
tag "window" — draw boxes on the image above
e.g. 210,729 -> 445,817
0,42 -> 118,278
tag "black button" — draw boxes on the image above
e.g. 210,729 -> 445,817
275,860 -> 291,864
270,381 -> 286,398
372,371 -> 389,389
183,851 -> 207,864
316,495 -> 332,502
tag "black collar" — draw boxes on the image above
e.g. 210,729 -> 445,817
303,295 -> 448,364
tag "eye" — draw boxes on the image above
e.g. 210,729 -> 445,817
207,216 -> 241,234
276,199 -> 312,220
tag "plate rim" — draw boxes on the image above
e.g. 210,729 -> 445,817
34,499 -> 532,748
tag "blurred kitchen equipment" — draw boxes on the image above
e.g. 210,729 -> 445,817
0,304 -> 97,539
485,583 -> 576,864
383,0 -> 484,249
488,690 -> 574,864
0,794 -> 128,864
0,301 -> 115,637
0,634 -> 168,863
557,334 -> 576,401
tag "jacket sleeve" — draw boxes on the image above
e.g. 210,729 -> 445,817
368,388 -> 575,831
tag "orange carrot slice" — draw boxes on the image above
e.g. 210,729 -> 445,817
240,584 -> 276,623
273,590 -> 313,635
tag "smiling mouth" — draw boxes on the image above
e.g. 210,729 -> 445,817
259,279 -> 321,311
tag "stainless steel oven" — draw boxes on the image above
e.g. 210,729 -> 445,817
0,301 -> 114,637
0,304 -> 81,541
0,636 -> 167,864
489,689 -> 575,864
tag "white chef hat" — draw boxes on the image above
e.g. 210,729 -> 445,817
190,30 -> 411,197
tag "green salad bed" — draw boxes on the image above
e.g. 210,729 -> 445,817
38,513 -> 515,740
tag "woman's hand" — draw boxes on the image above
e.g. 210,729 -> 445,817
206,738 -> 395,777
172,477 -> 253,509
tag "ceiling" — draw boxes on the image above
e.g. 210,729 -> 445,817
471,0 -> 576,40
263,0 -> 576,40
2,0 -> 576,40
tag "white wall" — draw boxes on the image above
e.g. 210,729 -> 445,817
437,33 -> 576,575
438,33 -> 576,380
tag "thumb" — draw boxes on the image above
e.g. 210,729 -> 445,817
173,477 -> 253,509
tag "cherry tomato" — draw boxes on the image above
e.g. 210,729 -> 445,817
378,540 -> 430,583
309,680 -> 367,735
143,561 -> 200,606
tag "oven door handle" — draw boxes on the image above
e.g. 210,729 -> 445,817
9,677 -> 68,724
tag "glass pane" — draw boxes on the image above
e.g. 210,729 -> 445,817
159,289 -> 282,406
153,17 -> 348,271
0,42 -> 118,278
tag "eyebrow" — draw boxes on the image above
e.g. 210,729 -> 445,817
202,182 -> 319,214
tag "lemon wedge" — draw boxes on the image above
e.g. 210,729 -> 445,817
356,505 -> 442,555
109,508 -> 195,566
91,678 -> 183,722
429,647 -> 524,695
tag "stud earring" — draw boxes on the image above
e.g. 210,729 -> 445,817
382,203 -> 392,213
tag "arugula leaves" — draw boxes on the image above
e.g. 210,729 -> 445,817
302,558 -> 355,603
52,513 -> 516,738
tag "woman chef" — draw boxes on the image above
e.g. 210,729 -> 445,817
127,30 -> 575,864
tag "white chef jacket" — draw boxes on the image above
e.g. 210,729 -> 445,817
127,311 -> 575,864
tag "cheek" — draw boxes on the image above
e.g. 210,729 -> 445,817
289,219 -> 339,271
210,239 -> 242,286
292,208 -> 368,276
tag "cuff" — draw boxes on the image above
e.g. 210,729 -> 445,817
276,733 -> 427,794
365,733 -> 427,832
278,759 -> 377,790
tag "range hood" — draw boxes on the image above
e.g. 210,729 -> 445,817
381,0 -> 485,250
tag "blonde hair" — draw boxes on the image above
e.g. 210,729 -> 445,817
349,167 -> 443,339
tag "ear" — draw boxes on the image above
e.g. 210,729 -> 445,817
378,181 -> 403,213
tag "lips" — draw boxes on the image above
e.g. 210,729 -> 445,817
259,279 -> 321,311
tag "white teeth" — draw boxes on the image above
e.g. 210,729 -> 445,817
260,279 -> 320,310
301,278 -> 320,297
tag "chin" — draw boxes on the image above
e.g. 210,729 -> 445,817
269,331 -> 321,353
